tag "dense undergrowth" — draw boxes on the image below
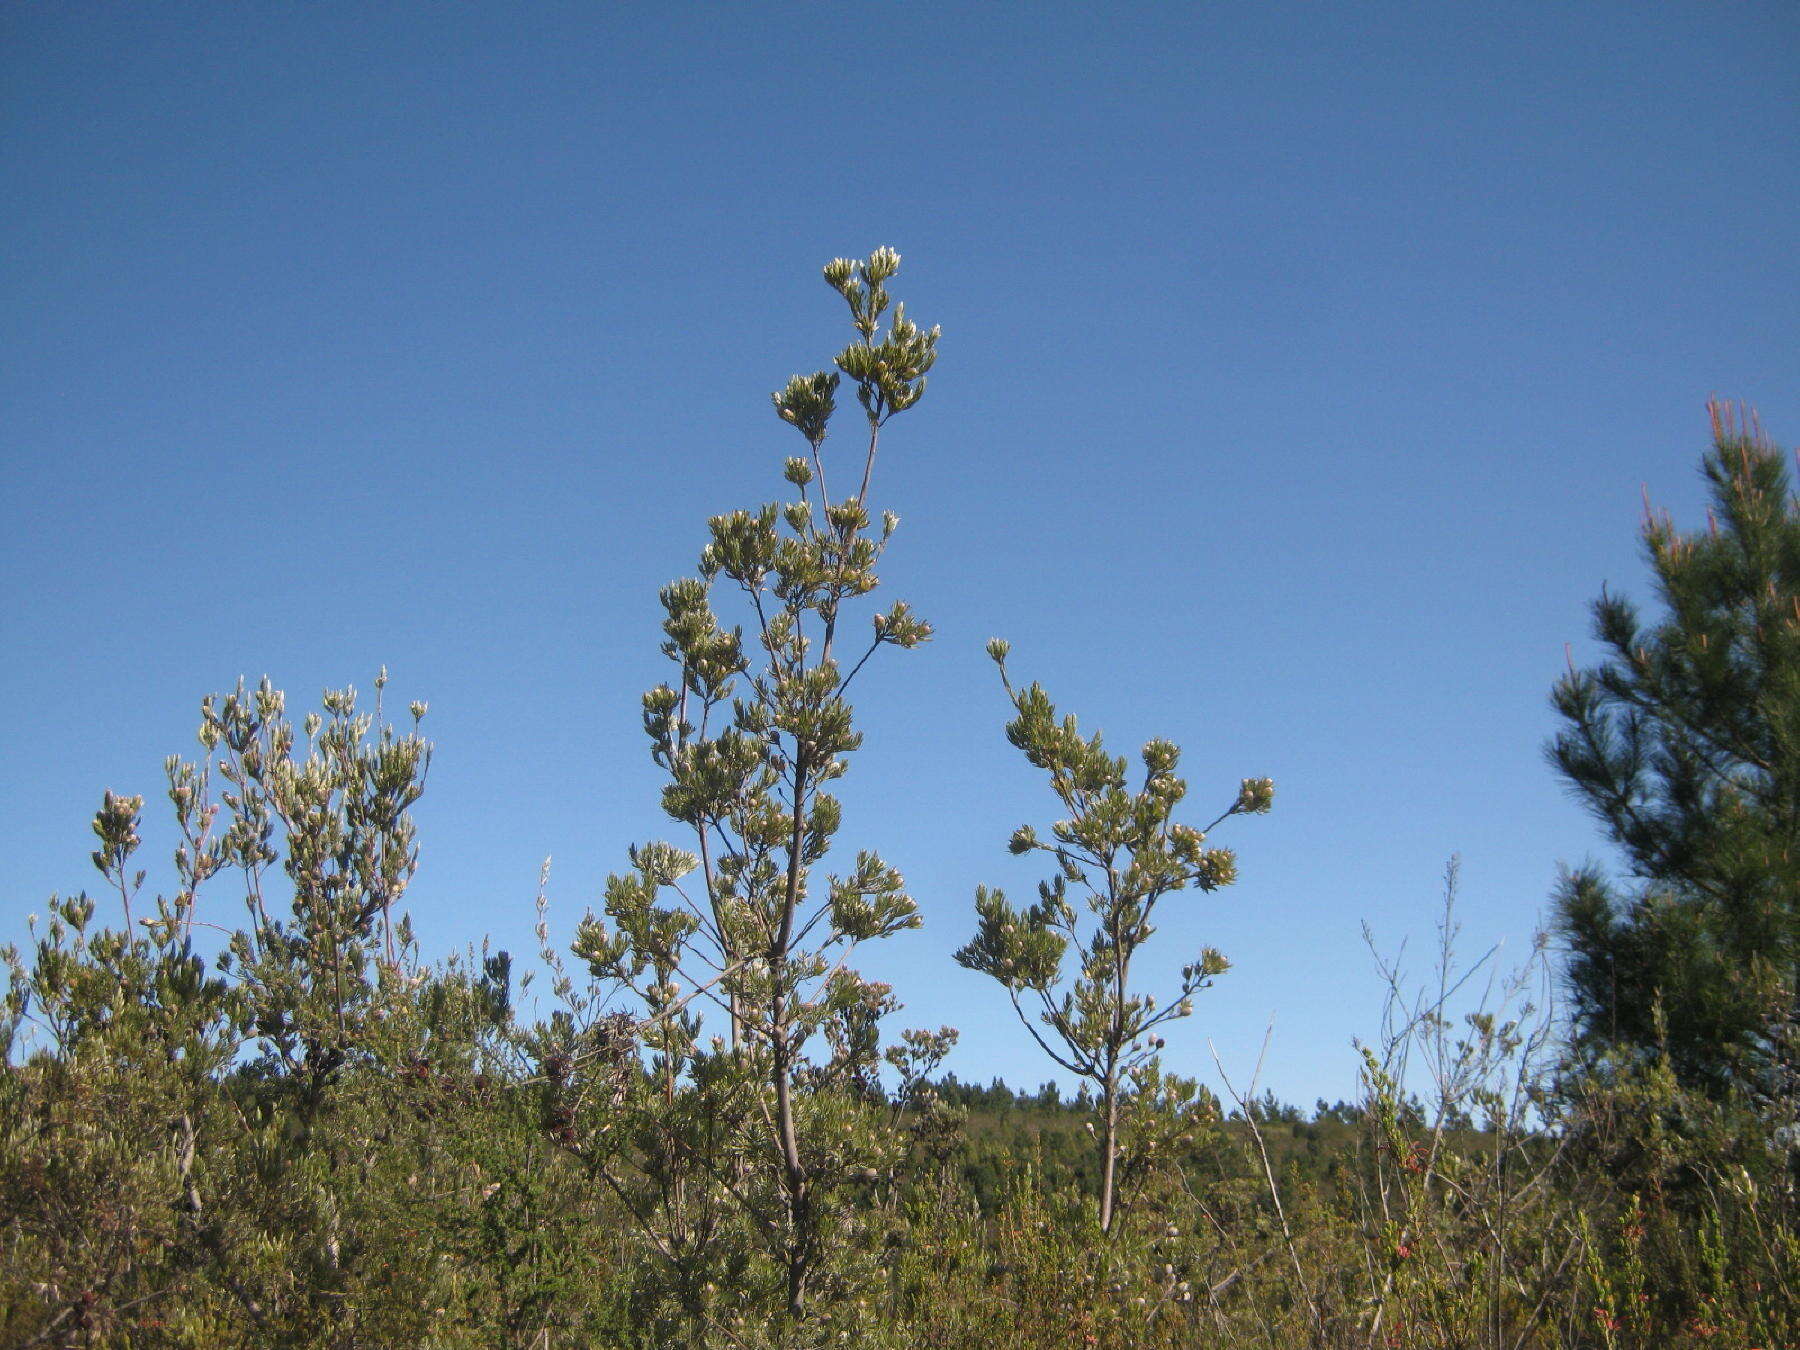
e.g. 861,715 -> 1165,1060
2,840 -> 1793,1347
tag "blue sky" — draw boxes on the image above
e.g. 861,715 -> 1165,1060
4,1 -> 1796,1107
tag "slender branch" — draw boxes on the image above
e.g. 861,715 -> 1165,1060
1006,985 -> 1089,1078
854,422 -> 880,511
839,635 -> 885,697
1211,1029 -> 1325,1345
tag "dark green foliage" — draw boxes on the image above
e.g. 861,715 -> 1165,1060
1550,402 -> 1800,1095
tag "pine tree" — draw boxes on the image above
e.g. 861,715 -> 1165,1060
1550,401 -> 1800,1095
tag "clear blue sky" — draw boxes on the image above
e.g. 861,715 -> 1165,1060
4,1 -> 1796,1107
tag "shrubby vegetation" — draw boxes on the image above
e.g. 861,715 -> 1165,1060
3,255 -> 1794,1348
957,640 -> 1272,1233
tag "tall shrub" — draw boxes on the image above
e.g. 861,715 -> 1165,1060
956,641 -> 1271,1232
572,247 -> 951,1320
